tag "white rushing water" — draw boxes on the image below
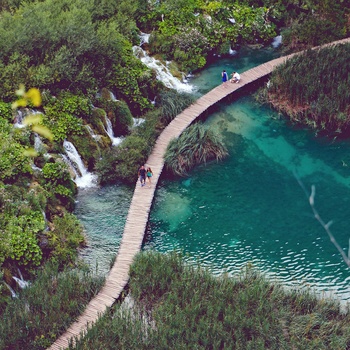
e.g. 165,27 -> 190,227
272,35 -> 282,48
133,46 -> 194,93
63,140 -> 97,188
104,115 -> 124,146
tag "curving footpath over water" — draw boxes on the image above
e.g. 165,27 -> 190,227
48,37 -> 350,350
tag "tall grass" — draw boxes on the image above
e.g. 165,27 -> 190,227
69,251 -> 350,349
0,263 -> 104,350
158,90 -> 195,124
164,122 -> 228,176
263,43 -> 350,136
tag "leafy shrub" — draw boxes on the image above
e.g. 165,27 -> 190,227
95,148 -> 119,185
0,102 -> 12,122
42,161 -> 76,208
0,131 -> 32,182
43,91 -> 92,120
42,110 -> 83,142
46,213 -> 85,266
9,224 -> 43,267
113,135 -> 149,184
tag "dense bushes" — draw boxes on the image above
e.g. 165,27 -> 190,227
258,43 -> 350,135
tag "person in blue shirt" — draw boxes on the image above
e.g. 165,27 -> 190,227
222,70 -> 228,83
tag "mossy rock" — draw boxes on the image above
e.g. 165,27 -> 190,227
91,108 -> 107,135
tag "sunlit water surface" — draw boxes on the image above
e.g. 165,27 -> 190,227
75,46 -> 350,302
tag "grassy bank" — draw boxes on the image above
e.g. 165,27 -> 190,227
256,43 -> 350,137
0,263 -> 104,350
69,252 -> 350,349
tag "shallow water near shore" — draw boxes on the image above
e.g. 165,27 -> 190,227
74,184 -> 132,275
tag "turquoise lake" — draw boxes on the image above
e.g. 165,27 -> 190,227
75,47 -> 350,302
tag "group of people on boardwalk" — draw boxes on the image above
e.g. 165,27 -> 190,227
138,165 -> 153,188
222,70 -> 240,83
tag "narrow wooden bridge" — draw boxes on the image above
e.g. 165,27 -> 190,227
48,37 -> 350,350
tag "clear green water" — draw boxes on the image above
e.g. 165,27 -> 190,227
74,185 -> 132,274
75,46 -> 350,302
145,96 -> 350,302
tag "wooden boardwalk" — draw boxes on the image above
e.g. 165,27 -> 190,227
47,37 -> 350,350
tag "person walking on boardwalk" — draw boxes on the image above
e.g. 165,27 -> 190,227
222,70 -> 228,83
138,165 -> 146,187
146,167 -> 153,188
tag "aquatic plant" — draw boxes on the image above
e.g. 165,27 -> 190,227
164,123 -> 228,176
260,43 -> 350,136
158,89 -> 195,124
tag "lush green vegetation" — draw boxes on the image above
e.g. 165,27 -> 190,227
69,252 -> 350,349
165,123 -> 228,176
256,43 -> 350,136
0,0 -> 349,347
0,263 -> 104,350
139,0 -> 349,70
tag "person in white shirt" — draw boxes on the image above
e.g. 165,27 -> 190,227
231,71 -> 240,83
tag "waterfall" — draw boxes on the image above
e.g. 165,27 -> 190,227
133,117 -> 145,127
104,115 -> 123,146
14,109 -> 43,128
109,91 -> 118,101
132,46 -> 194,93
140,32 -> 150,46
13,110 -> 25,128
4,283 -> 17,298
63,140 -> 97,188
13,269 -> 30,289
34,133 -> 46,153
85,125 -> 101,141
272,35 -> 282,48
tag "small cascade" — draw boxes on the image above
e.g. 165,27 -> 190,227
109,91 -> 118,101
31,164 -> 42,172
132,46 -> 194,93
85,125 -> 101,141
14,109 -> 43,128
140,32 -> 150,46
34,133 -> 46,153
104,116 -> 123,146
13,269 -> 30,289
133,117 -> 145,127
63,140 -> 97,188
272,35 -> 282,48
13,110 -> 25,128
229,48 -> 238,56
4,283 -> 17,298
